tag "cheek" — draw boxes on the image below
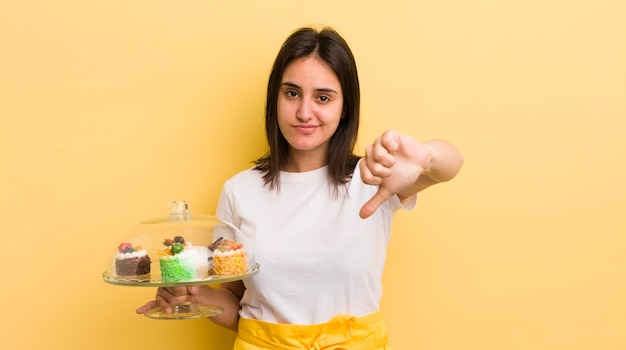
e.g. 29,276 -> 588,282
276,105 -> 289,128
276,104 -> 292,135
277,98 -> 294,119
320,105 -> 344,126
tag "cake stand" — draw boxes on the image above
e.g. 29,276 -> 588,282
102,200 -> 259,320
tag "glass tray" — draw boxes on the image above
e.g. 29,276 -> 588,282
102,263 -> 260,287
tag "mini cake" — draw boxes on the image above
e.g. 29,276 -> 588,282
115,242 -> 151,277
159,236 -> 198,281
209,237 -> 248,275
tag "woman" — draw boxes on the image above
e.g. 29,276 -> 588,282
137,26 -> 463,349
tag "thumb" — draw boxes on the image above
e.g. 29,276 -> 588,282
359,187 -> 394,219
136,300 -> 156,314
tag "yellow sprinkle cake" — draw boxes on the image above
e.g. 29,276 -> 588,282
209,237 -> 248,275
212,248 -> 248,275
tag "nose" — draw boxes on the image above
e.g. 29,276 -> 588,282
296,99 -> 313,121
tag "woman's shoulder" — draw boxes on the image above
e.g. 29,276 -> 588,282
222,166 -> 265,192
226,166 -> 261,182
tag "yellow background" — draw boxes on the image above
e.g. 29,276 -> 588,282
1,1 -> 625,349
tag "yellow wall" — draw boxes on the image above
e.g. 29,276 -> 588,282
1,1 -> 625,349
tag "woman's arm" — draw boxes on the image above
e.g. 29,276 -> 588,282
211,281 -> 245,331
399,138 -> 464,197
359,130 -> 463,218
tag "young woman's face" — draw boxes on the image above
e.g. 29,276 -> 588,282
277,56 -> 344,166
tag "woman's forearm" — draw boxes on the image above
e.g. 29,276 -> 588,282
422,139 -> 464,183
198,282 -> 244,332
398,139 -> 463,198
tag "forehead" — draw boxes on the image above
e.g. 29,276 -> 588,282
281,56 -> 340,88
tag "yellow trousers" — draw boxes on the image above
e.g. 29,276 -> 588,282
233,312 -> 391,350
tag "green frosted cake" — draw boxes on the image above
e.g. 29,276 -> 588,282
158,236 -> 198,281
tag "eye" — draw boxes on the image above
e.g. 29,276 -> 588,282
286,90 -> 299,98
317,95 -> 330,103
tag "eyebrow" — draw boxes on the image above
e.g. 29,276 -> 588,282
280,82 -> 339,95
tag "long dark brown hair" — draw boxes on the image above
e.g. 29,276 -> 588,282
254,27 -> 361,192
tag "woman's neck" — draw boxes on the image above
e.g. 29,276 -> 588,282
284,150 -> 327,172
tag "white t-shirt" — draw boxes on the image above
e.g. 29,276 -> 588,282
216,160 -> 416,325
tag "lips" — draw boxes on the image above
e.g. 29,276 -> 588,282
294,124 -> 318,133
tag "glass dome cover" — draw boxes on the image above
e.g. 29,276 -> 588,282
102,200 -> 259,319
102,200 -> 259,288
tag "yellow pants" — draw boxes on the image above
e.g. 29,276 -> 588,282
233,312 -> 391,350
